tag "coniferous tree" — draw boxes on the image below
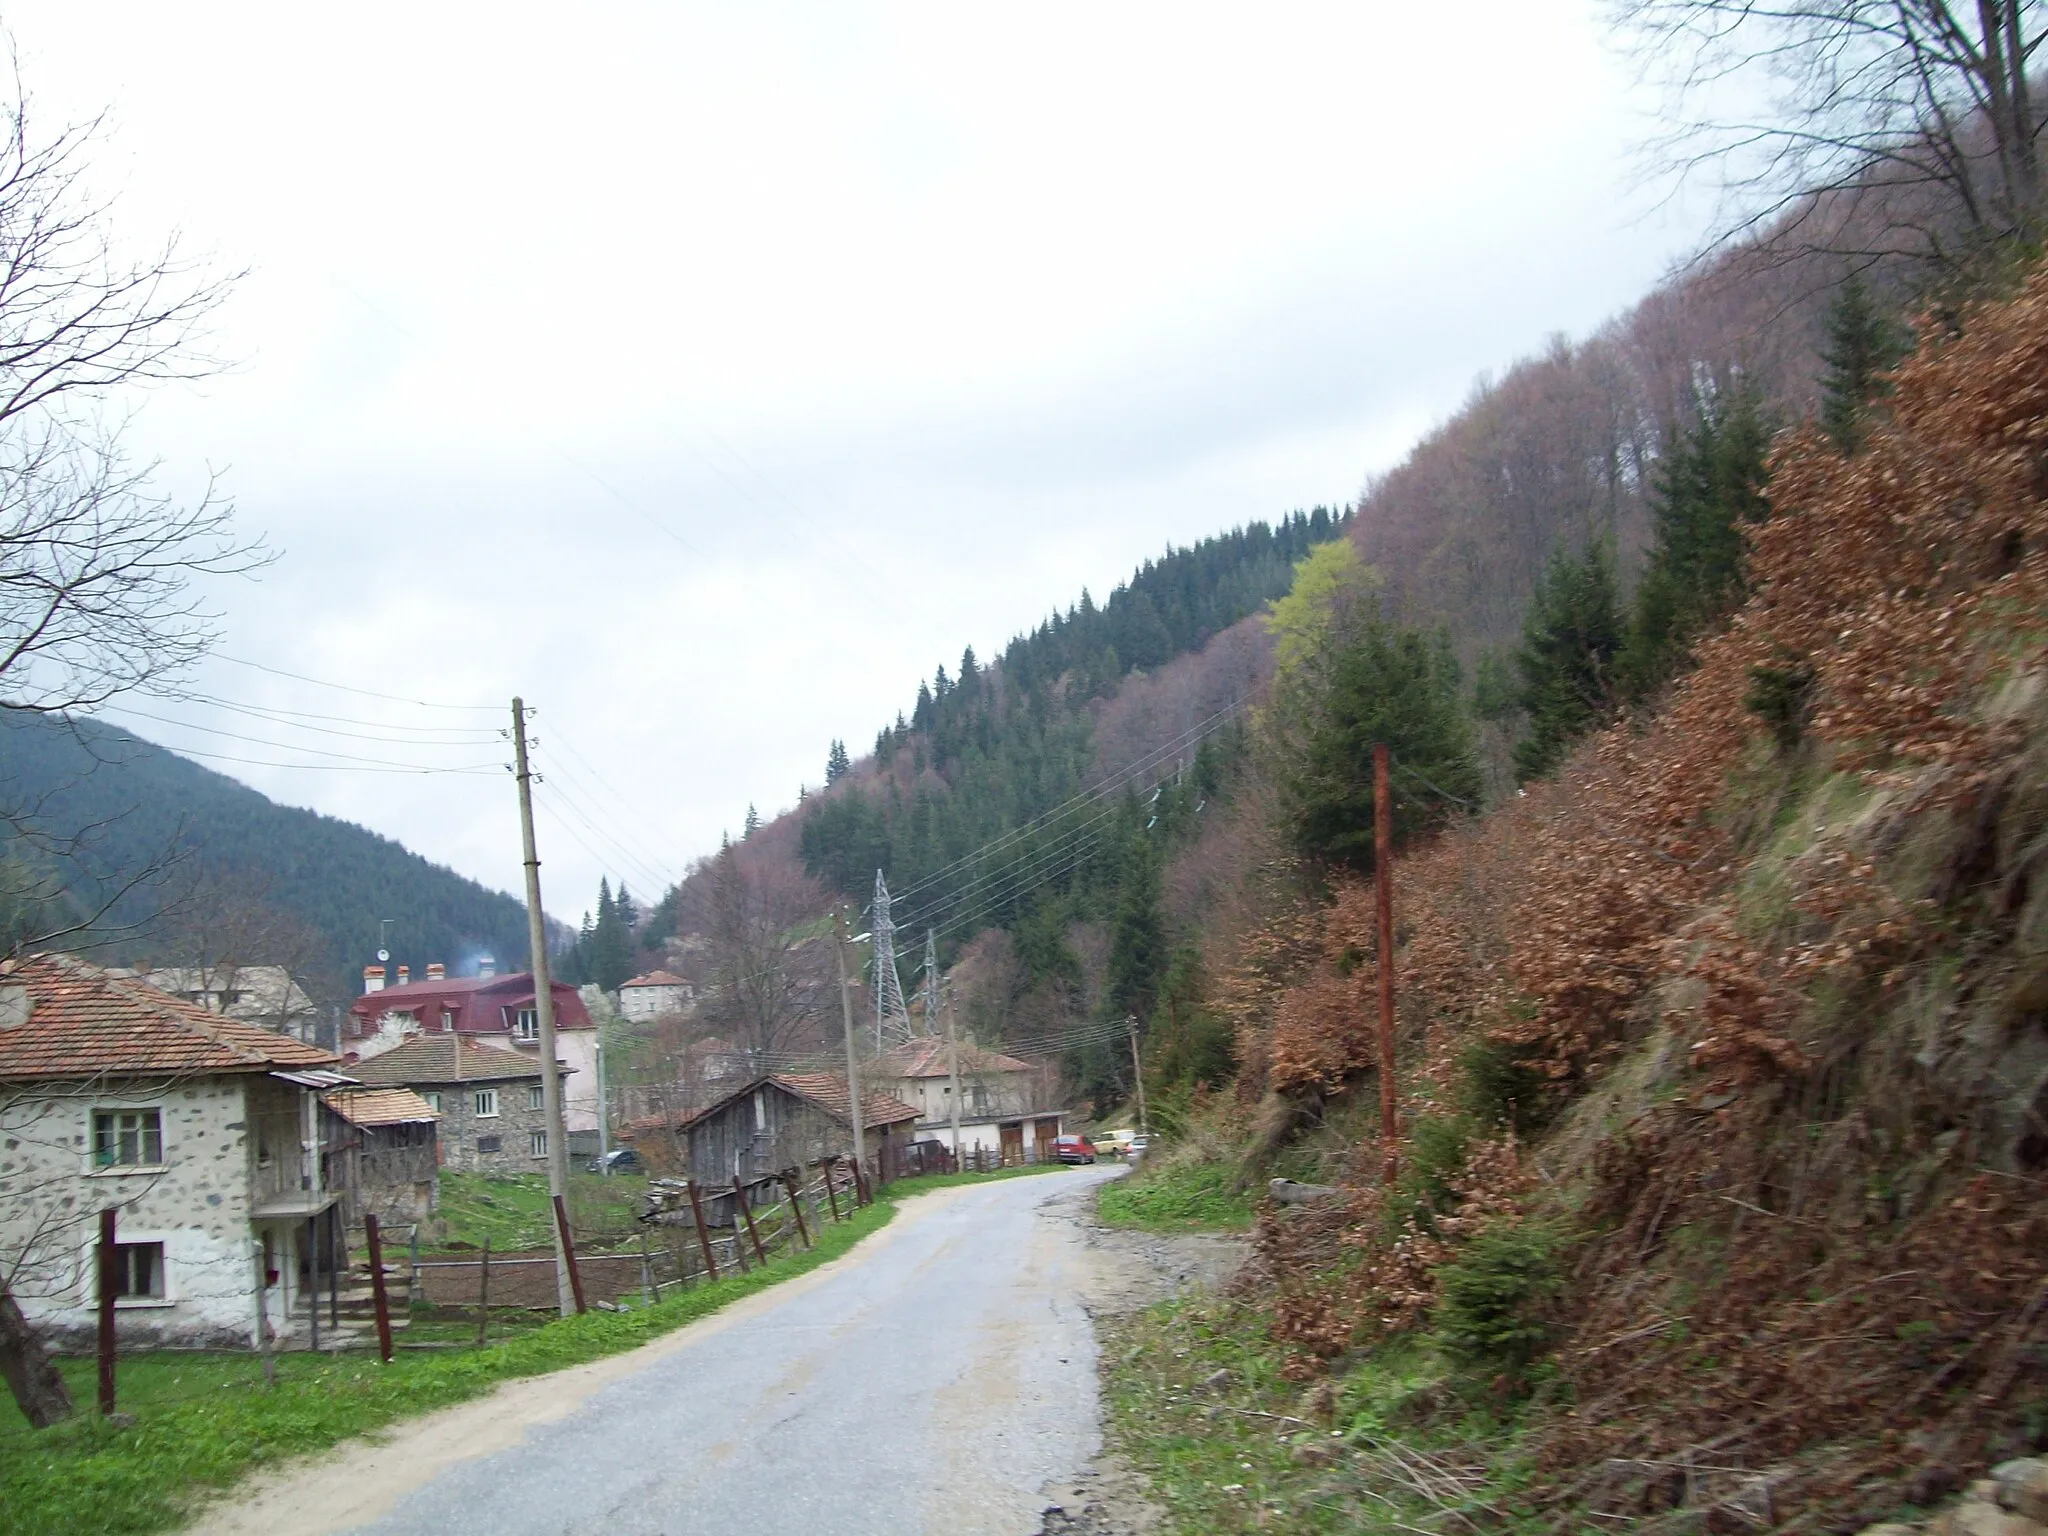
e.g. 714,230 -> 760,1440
584,877 -> 635,992
1819,272 -> 1907,456
1284,618 -> 1480,869
1106,830 -> 1167,1025
744,803 -> 760,837
824,740 -> 852,784
1513,541 -> 1624,783
1619,386 -> 1774,698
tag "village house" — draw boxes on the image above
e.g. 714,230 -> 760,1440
618,969 -> 693,1022
319,1087 -> 440,1228
119,963 -> 325,1046
0,953 -> 353,1350
346,1035 -> 570,1175
344,962 -> 600,1139
871,1037 -> 1066,1165
640,1072 -> 918,1187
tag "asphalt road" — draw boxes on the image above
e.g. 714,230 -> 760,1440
330,1166 -> 1123,1536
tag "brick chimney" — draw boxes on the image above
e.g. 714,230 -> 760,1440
396,965 -> 410,987
363,965 -> 386,994
426,962 -> 446,982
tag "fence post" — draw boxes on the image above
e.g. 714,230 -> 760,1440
851,1157 -> 870,1207
364,1213 -> 394,1365
821,1158 -> 843,1223
475,1237 -> 491,1348
96,1207 -> 116,1415
639,1231 -> 657,1305
732,1178 -> 768,1267
407,1224 -> 421,1322
551,1195 -> 587,1315
780,1171 -> 811,1250
684,1180 -> 720,1282
305,1216 -> 320,1354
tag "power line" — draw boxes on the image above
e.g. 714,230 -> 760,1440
99,705 -> 507,772
210,654 -> 499,712
155,744 -> 503,775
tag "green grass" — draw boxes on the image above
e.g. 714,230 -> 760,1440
0,1195 -> 895,1536
431,1170 -> 649,1252
1103,1294 -> 1538,1534
1097,1159 -> 1255,1231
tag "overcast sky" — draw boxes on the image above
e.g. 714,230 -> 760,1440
10,2 -> 1705,929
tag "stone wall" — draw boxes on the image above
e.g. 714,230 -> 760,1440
433,1077 -> 557,1174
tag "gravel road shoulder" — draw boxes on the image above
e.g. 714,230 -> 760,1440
1035,1178 -> 1248,1536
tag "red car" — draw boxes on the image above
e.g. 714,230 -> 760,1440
1052,1135 -> 1097,1165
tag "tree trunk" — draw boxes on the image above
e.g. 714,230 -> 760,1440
0,1267 -> 74,1428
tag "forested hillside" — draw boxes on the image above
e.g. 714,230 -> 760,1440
0,712 -> 533,996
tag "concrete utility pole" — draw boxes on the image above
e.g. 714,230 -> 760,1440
512,697 -> 576,1315
942,960 -> 964,1165
596,1038 -> 611,1174
1374,742 -> 1398,1185
1126,1014 -> 1148,1136
833,906 -> 867,1180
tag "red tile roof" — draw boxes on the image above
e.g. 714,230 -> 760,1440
875,1037 -> 1035,1079
348,1034 -> 559,1086
622,970 -> 687,988
769,1072 -> 920,1130
323,1086 -> 441,1127
0,953 -> 340,1082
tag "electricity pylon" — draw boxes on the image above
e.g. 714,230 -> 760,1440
871,869 -> 914,1051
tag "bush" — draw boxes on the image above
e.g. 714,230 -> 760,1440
1433,1217 -> 1564,1378
1394,1113 -> 1474,1232
1458,1036 -> 1552,1134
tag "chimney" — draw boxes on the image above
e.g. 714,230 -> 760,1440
477,954 -> 497,979
363,965 -> 386,994
396,965 -> 410,987
426,962 -> 446,982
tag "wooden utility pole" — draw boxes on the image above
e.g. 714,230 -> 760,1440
364,1213 -> 394,1364
942,972 -> 965,1168
95,1208 -> 116,1414
1126,1015 -> 1148,1137
832,907 -> 867,1181
1374,742 -> 1398,1184
512,697 -> 576,1316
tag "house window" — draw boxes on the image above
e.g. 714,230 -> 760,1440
92,1109 -> 163,1168
473,1089 -> 499,1118
970,1086 -> 989,1114
111,1241 -> 165,1300
527,1084 -> 545,1111
421,1092 -> 442,1113
441,1008 -> 457,1030
529,1130 -> 548,1158
513,1008 -> 539,1042
477,1135 -> 502,1154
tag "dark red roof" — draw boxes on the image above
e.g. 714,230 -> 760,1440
346,973 -> 592,1037
0,953 -> 341,1081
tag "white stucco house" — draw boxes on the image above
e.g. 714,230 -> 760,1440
0,953 -> 353,1350
870,1038 -> 1066,1164
618,969 -> 693,1022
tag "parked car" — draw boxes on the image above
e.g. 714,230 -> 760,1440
1127,1135 -> 1149,1160
1051,1135 -> 1097,1165
586,1148 -> 643,1174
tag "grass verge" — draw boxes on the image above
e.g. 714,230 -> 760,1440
0,1195 -> 894,1536
1102,1293 -> 1537,1534
1097,1158 -> 1254,1231
432,1170 -> 649,1251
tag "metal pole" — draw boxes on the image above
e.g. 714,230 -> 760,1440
475,1237 -> 491,1347
1374,742 -> 1399,1185
305,1217 -> 319,1353
512,696 -> 576,1316
596,1039 -> 611,1174
732,1178 -> 768,1267
942,961 -> 964,1166
684,1180 -> 720,1281
780,1169 -> 811,1249
1126,1014 -> 1148,1137
832,907 -> 867,1178
96,1207 -> 116,1414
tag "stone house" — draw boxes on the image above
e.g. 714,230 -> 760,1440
619,969 -> 693,1022
871,1038 -> 1066,1164
0,953 -> 351,1350
320,1087 -> 441,1227
649,1072 -> 919,1187
344,964 -> 601,1136
347,1035 -> 570,1174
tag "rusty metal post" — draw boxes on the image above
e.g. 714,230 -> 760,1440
96,1207 -> 116,1414
1374,742 -> 1399,1185
781,1170 -> 811,1249
684,1180 -> 719,1282
851,1156 -> 870,1207
732,1178 -> 768,1267
475,1237 -> 491,1347
551,1195 -> 587,1314
364,1213 -> 394,1364
821,1158 -> 843,1223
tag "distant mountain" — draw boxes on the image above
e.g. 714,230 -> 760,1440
0,711 -> 536,994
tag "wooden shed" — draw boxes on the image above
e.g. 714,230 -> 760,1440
667,1072 -> 919,1188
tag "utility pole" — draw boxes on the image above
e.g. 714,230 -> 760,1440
512,697 -> 576,1315
942,956 -> 964,1166
1374,742 -> 1398,1185
596,1038 -> 611,1175
1126,1014 -> 1148,1136
833,906 -> 867,1182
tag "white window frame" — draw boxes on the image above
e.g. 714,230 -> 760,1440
512,1007 -> 540,1042
79,1230 -> 175,1308
89,1106 -> 166,1173
421,1091 -> 442,1113
473,1088 -> 499,1118
529,1129 -> 548,1159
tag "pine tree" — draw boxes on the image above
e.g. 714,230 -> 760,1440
1106,832 -> 1167,1025
744,803 -> 760,837
825,739 -> 851,784
1513,541 -> 1623,783
585,878 -> 634,992
1820,272 -> 1906,456
1283,617 -> 1480,869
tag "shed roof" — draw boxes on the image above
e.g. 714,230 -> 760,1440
874,1037 -> 1035,1079
348,1034 -> 559,1086
0,953 -> 340,1082
673,1072 -> 919,1135
323,1086 -> 442,1127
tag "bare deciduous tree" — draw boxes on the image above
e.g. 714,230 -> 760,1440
1615,1 -> 2048,266
679,848 -> 835,1074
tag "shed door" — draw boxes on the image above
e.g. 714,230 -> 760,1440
1000,1122 -> 1024,1165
